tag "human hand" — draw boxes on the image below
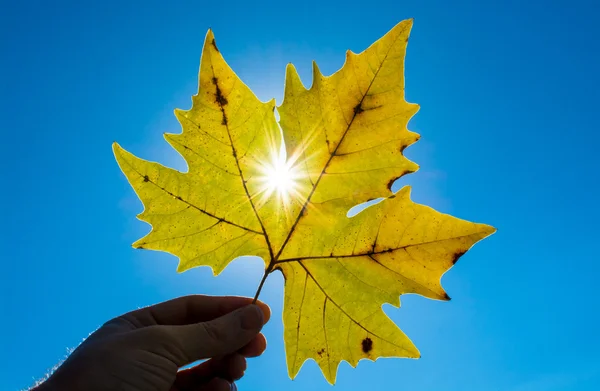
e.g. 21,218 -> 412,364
35,295 -> 270,391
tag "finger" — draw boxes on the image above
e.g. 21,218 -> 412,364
120,295 -> 271,327
165,304 -> 264,365
238,333 -> 267,358
197,377 -> 232,391
221,354 -> 246,381
175,354 -> 246,390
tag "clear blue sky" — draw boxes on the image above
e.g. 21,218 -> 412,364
2,0 -> 599,390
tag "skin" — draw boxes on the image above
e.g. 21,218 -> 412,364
34,295 -> 271,391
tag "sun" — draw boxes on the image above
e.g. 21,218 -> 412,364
256,143 -> 303,205
265,157 -> 295,196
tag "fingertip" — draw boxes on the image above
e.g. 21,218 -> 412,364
173,304 -> 263,363
239,333 -> 267,357
216,296 -> 271,325
225,353 -> 246,380
240,305 -> 264,330
254,300 -> 271,324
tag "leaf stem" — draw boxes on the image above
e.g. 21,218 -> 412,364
252,264 -> 274,303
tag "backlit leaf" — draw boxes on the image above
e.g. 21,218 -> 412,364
114,18 -> 495,384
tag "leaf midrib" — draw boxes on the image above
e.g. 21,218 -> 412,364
270,26 -> 409,264
207,53 -> 276,263
119,153 -> 262,235
274,232 -> 482,264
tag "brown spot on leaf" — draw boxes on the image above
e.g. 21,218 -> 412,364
362,337 -> 373,353
212,78 -> 228,106
317,348 -> 325,357
212,77 -> 229,125
452,250 -> 467,264
143,175 -> 149,182
353,103 -> 364,115
387,176 -> 401,191
211,38 -> 219,52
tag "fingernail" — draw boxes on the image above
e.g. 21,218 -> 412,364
240,305 -> 263,330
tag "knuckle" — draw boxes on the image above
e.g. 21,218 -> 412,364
200,321 -> 226,342
143,326 -> 187,363
139,325 -> 175,347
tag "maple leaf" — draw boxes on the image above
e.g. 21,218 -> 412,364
113,19 -> 495,384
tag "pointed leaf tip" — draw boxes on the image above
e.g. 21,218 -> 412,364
284,63 -> 306,93
112,142 -> 124,156
311,60 -> 322,78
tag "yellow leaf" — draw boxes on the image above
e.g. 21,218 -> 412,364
114,18 -> 495,384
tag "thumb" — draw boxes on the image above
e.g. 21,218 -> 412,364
164,304 -> 264,366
